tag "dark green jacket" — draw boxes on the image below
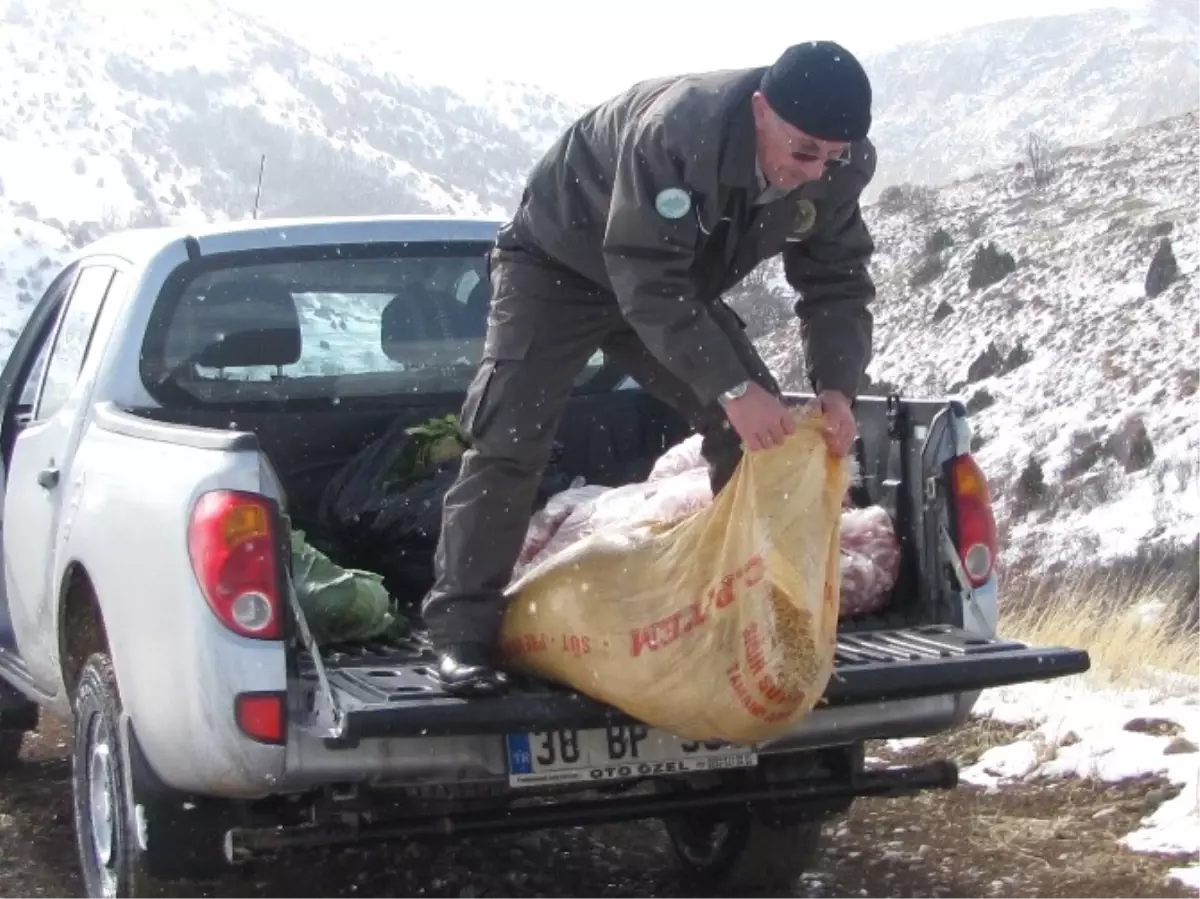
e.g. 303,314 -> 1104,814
505,66 -> 877,405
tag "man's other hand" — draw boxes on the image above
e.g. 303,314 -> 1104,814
814,390 -> 857,457
722,382 -> 797,451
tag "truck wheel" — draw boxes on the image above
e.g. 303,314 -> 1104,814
0,729 -> 23,771
71,653 -> 182,898
662,808 -> 825,891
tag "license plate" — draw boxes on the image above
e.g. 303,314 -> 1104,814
505,725 -> 758,787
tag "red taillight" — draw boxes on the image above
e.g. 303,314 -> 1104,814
234,692 -> 286,744
947,454 -> 998,588
188,490 -> 282,640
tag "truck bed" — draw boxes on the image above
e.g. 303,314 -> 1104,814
134,389 -> 1089,747
296,625 -> 1090,742
138,387 -> 952,633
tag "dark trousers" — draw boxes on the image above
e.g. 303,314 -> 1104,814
421,245 -> 782,648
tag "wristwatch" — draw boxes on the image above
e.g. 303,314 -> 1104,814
717,381 -> 751,406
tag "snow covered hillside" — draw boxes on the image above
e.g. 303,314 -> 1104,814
0,0 -> 1194,589
0,0 -> 585,350
758,111 -> 1199,587
861,0 -> 1199,197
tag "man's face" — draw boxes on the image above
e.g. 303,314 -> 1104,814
751,92 -> 849,191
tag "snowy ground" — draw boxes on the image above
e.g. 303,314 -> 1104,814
879,672 -> 1200,891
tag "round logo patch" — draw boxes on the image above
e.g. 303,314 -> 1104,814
790,199 -> 818,238
655,187 -> 692,220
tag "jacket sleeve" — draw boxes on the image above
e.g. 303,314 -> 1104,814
782,149 -> 878,401
601,117 -> 751,407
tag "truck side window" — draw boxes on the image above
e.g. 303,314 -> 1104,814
33,265 -> 116,422
18,341 -> 51,410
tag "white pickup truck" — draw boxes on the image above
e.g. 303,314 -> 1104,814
0,215 -> 1089,897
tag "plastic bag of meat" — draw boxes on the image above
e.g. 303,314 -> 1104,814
516,480 -> 612,575
838,505 -> 902,617
639,466 -> 713,525
647,432 -> 705,481
518,467 -> 715,577
526,482 -> 658,569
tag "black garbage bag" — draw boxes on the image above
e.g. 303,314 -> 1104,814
356,459 -> 460,600
362,456 -> 575,599
318,415 -> 574,604
318,414 -> 469,539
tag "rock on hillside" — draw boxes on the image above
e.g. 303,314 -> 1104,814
758,112 -> 1199,582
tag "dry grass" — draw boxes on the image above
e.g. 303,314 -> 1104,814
864,719 -> 1196,899
858,717 -> 1194,899
850,567 -> 1200,897
1000,567 -> 1197,694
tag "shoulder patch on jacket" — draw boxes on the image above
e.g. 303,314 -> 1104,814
654,187 -> 692,219
788,198 -> 819,240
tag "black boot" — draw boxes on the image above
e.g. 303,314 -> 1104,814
435,642 -> 510,696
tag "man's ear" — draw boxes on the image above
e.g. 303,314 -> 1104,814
750,91 -> 768,123
750,92 -> 773,141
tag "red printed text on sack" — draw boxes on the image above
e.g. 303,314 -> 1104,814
629,554 -> 765,658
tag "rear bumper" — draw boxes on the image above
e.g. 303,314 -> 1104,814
278,691 -> 973,791
232,757 -> 959,860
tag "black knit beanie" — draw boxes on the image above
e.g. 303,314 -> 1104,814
760,41 -> 873,142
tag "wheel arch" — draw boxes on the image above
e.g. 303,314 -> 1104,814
58,561 -> 110,699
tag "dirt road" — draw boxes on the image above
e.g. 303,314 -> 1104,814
1,719 -> 1192,898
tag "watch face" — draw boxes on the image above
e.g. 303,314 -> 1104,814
721,383 -> 748,403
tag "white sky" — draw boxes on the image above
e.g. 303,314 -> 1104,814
230,0 -> 1145,104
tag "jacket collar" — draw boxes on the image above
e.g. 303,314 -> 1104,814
719,70 -> 767,189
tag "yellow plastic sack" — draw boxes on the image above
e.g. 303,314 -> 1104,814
498,410 -> 851,744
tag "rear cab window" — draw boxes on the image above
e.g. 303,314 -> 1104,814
138,241 -> 605,405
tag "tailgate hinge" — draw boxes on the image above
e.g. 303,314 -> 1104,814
886,392 -> 907,440
940,528 -> 994,637
285,577 -> 344,739
925,475 -> 940,502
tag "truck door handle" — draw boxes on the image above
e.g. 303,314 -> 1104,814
36,468 -> 60,490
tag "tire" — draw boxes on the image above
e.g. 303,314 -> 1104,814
0,728 -> 23,772
663,807 -> 825,891
71,652 -> 183,898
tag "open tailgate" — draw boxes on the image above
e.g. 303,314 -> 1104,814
295,625 -> 1089,742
